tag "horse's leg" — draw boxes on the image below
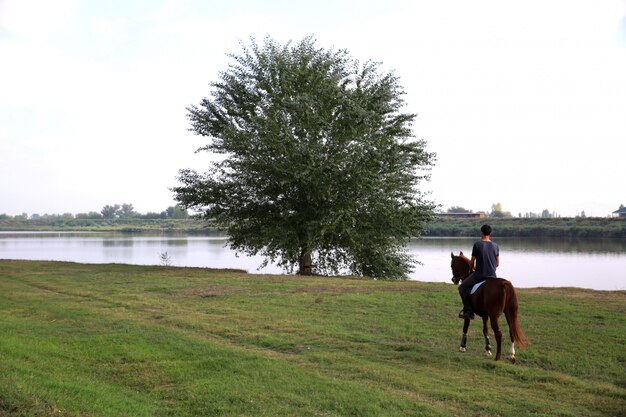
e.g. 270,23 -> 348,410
459,319 -> 470,352
504,305 -> 517,363
490,313 -> 503,361
509,340 -> 516,364
482,316 -> 492,357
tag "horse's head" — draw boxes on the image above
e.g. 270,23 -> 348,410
450,251 -> 472,285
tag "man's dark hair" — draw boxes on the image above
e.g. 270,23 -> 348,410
481,224 -> 492,236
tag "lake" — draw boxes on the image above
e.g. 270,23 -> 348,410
1,232 -> 625,291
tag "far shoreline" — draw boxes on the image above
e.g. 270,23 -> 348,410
1,216 -> 624,238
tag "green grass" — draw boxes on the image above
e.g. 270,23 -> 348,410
0,260 -> 624,416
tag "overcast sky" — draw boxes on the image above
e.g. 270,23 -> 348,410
1,0 -> 625,218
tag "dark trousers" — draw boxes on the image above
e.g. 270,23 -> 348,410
458,273 -> 487,295
458,273 -> 488,313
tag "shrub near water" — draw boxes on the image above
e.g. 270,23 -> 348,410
0,260 -> 624,416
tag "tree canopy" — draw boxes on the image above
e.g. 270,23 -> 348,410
490,202 -> 513,218
447,206 -> 472,214
173,36 -> 436,279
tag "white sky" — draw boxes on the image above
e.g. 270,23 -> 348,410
1,0 -> 625,217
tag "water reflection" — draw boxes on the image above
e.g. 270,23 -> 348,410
103,239 -> 134,247
393,237 -> 625,290
0,232 -> 624,290
409,237 -> 626,254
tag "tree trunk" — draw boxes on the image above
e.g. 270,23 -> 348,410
298,250 -> 314,275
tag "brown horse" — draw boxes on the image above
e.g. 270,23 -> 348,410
451,251 -> 527,362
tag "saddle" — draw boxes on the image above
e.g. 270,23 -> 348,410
470,280 -> 486,295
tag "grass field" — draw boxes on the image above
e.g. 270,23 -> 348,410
0,260 -> 624,416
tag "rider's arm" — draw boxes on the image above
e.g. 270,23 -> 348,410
470,256 -> 476,271
496,256 -> 500,267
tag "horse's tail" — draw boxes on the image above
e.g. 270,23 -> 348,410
503,281 -> 528,349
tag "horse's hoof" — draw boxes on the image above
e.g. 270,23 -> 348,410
459,346 -> 466,353
509,356 -> 516,364
485,350 -> 492,357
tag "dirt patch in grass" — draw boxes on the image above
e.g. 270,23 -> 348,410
523,287 -> 625,296
137,306 -> 163,313
292,285 -> 424,294
522,287 -> 626,313
523,287 -> 626,301
176,285 -> 242,298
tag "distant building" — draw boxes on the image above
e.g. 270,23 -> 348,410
612,207 -> 626,218
437,211 -> 486,219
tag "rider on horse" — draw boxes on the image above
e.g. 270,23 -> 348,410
458,224 -> 500,320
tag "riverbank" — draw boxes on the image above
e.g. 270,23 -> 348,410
1,260 -> 624,416
425,216 -> 626,238
2,216 -> 625,238
0,218 -> 213,233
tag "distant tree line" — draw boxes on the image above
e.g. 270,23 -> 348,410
0,204 -> 189,221
446,203 -> 563,219
427,216 -> 626,238
446,202 -> 624,219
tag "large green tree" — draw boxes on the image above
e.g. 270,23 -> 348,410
173,36 -> 436,279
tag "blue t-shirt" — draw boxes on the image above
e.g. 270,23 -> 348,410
471,240 -> 499,278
